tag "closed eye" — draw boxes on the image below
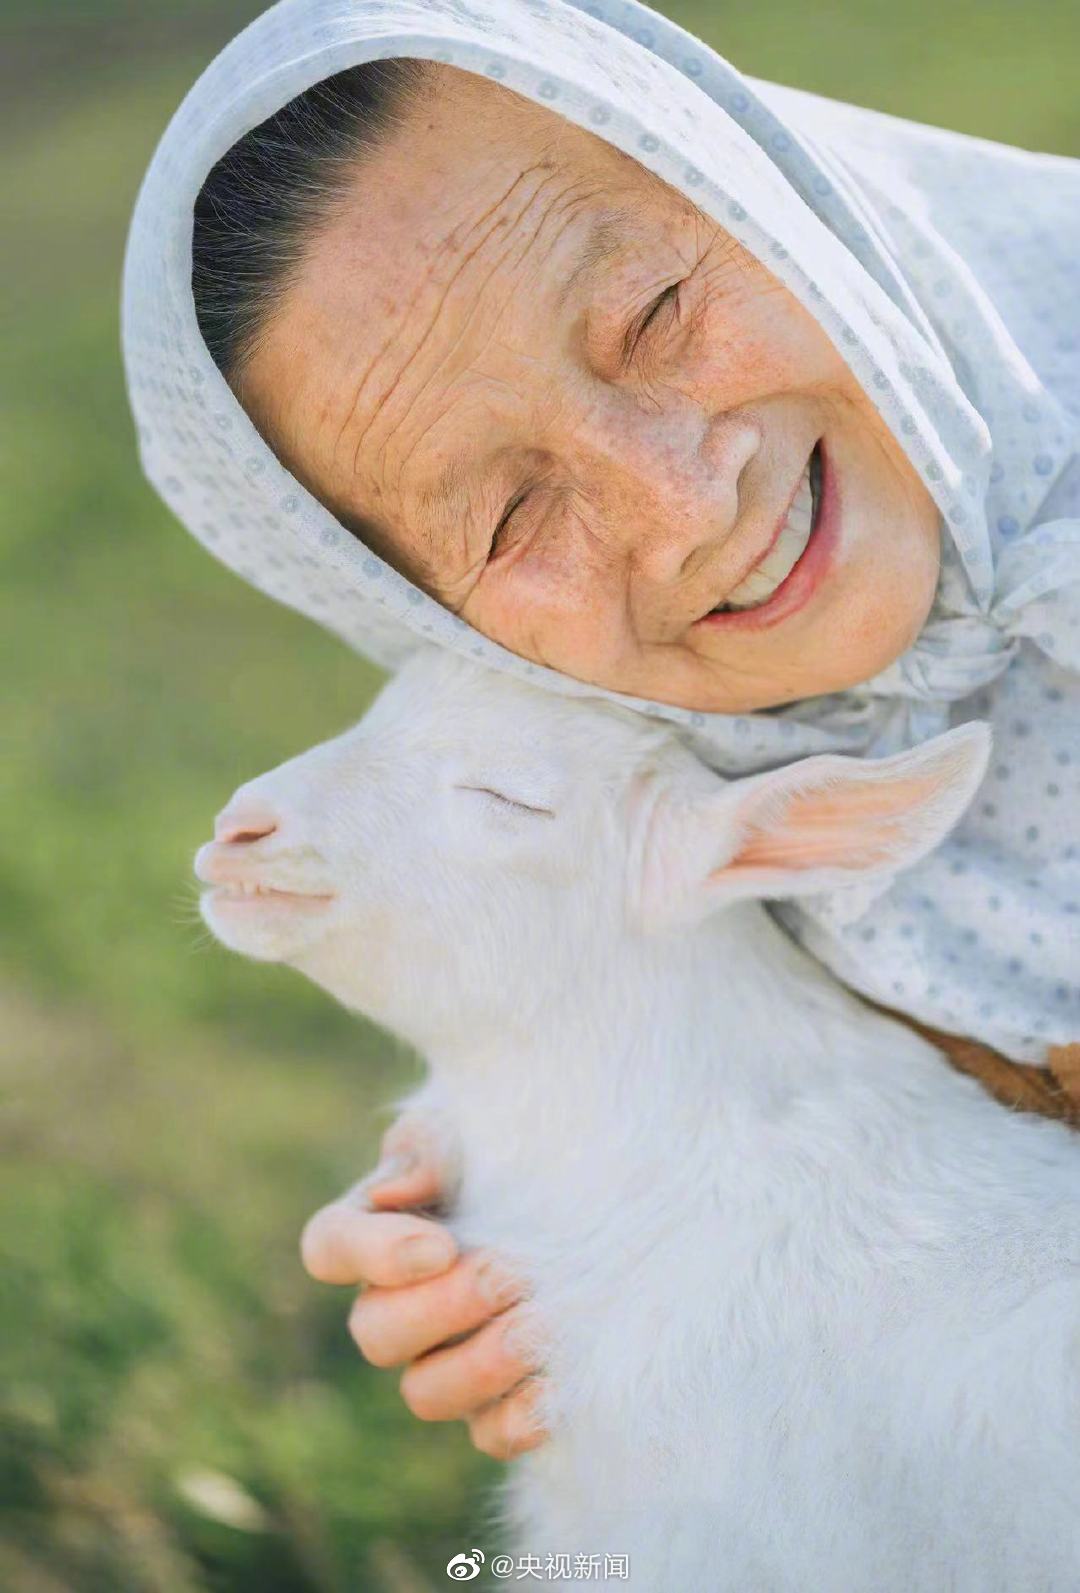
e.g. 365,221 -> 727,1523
491,489 -> 531,556
455,785 -> 556,819
624,279 -> 683,365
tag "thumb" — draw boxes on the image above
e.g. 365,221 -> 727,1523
353,1108 -> 460,1211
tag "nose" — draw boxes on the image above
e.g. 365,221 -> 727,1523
567,406 -> 760,585
213,800 -> 279,845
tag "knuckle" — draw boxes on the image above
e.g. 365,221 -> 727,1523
469,1326 -> 507,1381
507,1384 -> 549,1450
506,1306 -> 547,1372
397,1226 -> 456,1279
494,1307 -> 535,1368
470,1410 -> 516,1460
348,1299 -> 398,1368
507,1431 -> 542,1458
459,1323 -> 522,1398
398,1367 -> 441,1421
468,1248 -> 523,1311
468,1419 -> 507,1459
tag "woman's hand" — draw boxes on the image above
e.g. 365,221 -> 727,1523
300,1110 -> 550,1459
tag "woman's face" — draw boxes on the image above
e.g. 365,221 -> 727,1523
239,65 -> 941,713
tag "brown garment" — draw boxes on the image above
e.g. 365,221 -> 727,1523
867,1000 -> 1080,1130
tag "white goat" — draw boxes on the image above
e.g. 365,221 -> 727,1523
195,649 -> 1080,1592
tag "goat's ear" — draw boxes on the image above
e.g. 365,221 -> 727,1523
635,722 -> 990,931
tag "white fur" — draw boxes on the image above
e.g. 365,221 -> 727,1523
195,650 -> 1080,1591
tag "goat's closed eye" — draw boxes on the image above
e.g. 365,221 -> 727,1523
454,785 -> 556,819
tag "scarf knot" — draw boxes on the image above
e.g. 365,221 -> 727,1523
864,516 -> 1080,708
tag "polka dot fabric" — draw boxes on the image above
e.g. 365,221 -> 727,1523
121,0 -> 1080,1062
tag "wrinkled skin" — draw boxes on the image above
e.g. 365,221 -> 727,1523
241,63 -> 941,716
242,62 -> 944,1457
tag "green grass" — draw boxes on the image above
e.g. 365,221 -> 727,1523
3,4 -> 1077,1588
2,38 -> 495,1592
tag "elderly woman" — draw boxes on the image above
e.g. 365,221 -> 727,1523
123,0 -> 1079,1462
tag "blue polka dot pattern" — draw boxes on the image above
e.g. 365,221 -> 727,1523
121,0 -> 1080,1065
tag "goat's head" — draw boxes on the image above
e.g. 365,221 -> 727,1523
194,649 -> 989,1050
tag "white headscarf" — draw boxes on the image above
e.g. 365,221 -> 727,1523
122,0 -> 1080,1062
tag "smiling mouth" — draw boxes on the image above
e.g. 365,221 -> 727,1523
709,441 -> 822,614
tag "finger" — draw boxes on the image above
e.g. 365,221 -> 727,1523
398,1306 -> 540,1423
358,1113 -> 457,1211
300,1202 -> 457,1287
347,1248 -> 528,1368
467,1378 -> 551,1460
352,1149 -> 443,1213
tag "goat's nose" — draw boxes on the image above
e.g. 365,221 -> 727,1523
214,800 -> 279,845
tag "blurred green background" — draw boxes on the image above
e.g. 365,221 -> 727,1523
3,2 -> 1078,1588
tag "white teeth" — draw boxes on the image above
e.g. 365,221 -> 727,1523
716,458 -> 816,612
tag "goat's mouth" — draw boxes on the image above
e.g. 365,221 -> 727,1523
203,881 -> 336,911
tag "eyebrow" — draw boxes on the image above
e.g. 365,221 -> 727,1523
553,208 -> 635,313
416,452 -> 475,567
